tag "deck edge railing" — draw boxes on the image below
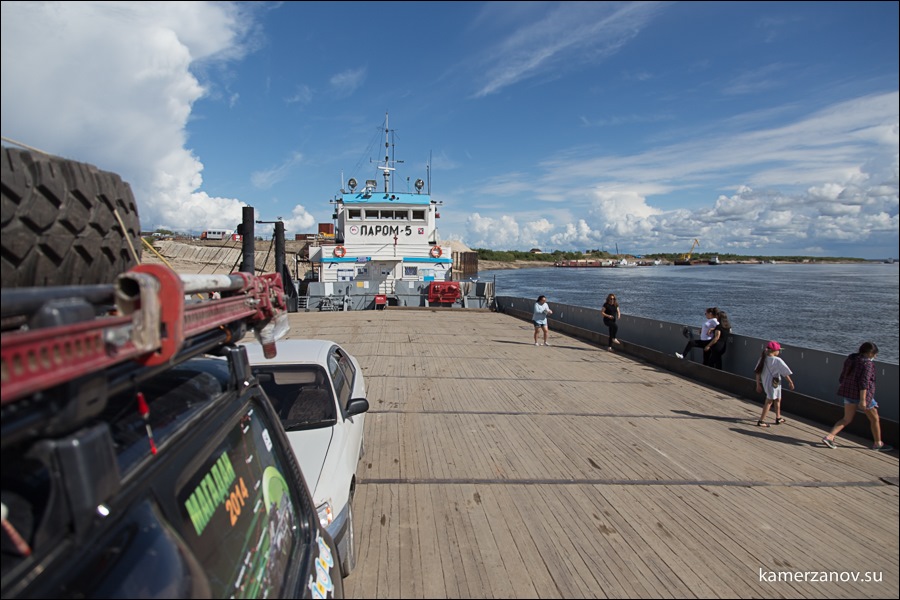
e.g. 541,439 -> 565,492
496,295 -> 899,447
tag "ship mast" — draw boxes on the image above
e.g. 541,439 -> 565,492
381,112 -> 393,193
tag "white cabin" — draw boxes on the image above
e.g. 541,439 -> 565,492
308,179 -> 451,295
308,113 -> 453,302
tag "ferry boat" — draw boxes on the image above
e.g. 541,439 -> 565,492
304,114 -> 491,310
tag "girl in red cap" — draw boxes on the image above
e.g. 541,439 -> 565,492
754,341 -> 795,426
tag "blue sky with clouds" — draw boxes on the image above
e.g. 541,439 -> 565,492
2,1 -> 898,259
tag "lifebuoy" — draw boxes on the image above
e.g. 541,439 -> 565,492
333,245 -> 346,258
429,246 -> 442,258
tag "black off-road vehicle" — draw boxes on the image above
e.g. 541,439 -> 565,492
1,256 -> 343,595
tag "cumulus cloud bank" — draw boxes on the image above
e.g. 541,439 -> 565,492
461,93 -> 898,257
1,1 -> 297,234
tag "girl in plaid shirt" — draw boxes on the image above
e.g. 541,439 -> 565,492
822,342 -> 892,451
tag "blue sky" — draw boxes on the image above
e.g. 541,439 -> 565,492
2,1 -> 898,259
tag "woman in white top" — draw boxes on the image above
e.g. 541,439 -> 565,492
532,295 -> 553,346
676,307 -> 719,363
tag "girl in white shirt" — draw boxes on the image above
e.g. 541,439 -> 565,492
532,295 -> 553,346
754,341 -> 795,426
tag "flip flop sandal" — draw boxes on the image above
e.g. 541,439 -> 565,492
756,420 -> 770,428
775,418 -> 786,424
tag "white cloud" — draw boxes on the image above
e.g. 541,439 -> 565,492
465,213 -> 520,248
251,152 -> 304,190
471,2 -> 665,97
588,188 -> 662,223
1,1 -> 253,231
721,63 -> 788,96
329,67 -> 366,97
286,84 -> 313,105
457,92 -> 899,257
549,220 -> 598,248
281,205 -> 317,236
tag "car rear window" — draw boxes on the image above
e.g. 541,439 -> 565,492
100,361 -> 230,474
253,365 -> 337,430
176,401 -> 308,598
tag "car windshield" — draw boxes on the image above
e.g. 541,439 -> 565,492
253,365 -> 337,430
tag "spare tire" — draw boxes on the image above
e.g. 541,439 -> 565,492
1,147 -> 141,287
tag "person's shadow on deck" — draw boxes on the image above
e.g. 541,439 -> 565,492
671,410 -> 818,447
492,339 -> 604,351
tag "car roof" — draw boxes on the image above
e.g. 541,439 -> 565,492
242,338 -> 338,366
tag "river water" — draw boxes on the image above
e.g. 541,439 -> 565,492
478,262 -> 900,363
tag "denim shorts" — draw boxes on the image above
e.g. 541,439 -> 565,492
533,320 -> 546,328
842,396 -> 878,409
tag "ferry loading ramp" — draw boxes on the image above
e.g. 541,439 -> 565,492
280,309 -> 898,599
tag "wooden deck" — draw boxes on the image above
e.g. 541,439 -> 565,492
281,309 -> 899,599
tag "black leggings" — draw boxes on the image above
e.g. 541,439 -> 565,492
682,338 -> 706,357
681,340 -> 724,369
708,345 -> 726,369
605,320 -> 618,347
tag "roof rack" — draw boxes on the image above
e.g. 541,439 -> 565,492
1,264 -> 288,446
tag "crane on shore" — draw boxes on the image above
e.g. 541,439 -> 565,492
675,238 -> 700,265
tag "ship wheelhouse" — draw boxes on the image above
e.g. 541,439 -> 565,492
306,112 -> 456,304
311,183 -> 451,294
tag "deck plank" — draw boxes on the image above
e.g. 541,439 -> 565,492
276,310 -> 899,599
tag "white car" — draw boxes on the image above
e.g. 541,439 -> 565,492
243,339 -> 369,577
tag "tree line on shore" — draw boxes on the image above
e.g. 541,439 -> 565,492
473,248 -> 870,264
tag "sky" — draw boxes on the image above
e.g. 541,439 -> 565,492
1,1 -> 898,259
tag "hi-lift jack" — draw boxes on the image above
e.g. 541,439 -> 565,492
1,264 -> 288,446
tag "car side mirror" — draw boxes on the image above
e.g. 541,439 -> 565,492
346,398 -> 369,417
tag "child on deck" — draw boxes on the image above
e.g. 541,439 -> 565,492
754,341 -> 795,427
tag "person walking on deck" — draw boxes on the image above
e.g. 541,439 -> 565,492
754,341 -> 794,427
676,307 -> 719,364
532,295 -> 553,346
822,342 -> 893,451
600,293 -> 621,351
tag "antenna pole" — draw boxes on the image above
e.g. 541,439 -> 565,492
383,112 -> 390,193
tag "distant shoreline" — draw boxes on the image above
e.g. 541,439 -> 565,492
476,258 -> 885,272
144,239 -> 891,275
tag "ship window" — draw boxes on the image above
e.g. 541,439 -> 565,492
370,209 -> 406,220
412,210 -> 426,221
404,266 -> 418,277
365,209 -> 406,220
348,209 -> 362,220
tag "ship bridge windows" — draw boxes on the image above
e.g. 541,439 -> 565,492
349,208 -> 426,220
366,209 -> 408,220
